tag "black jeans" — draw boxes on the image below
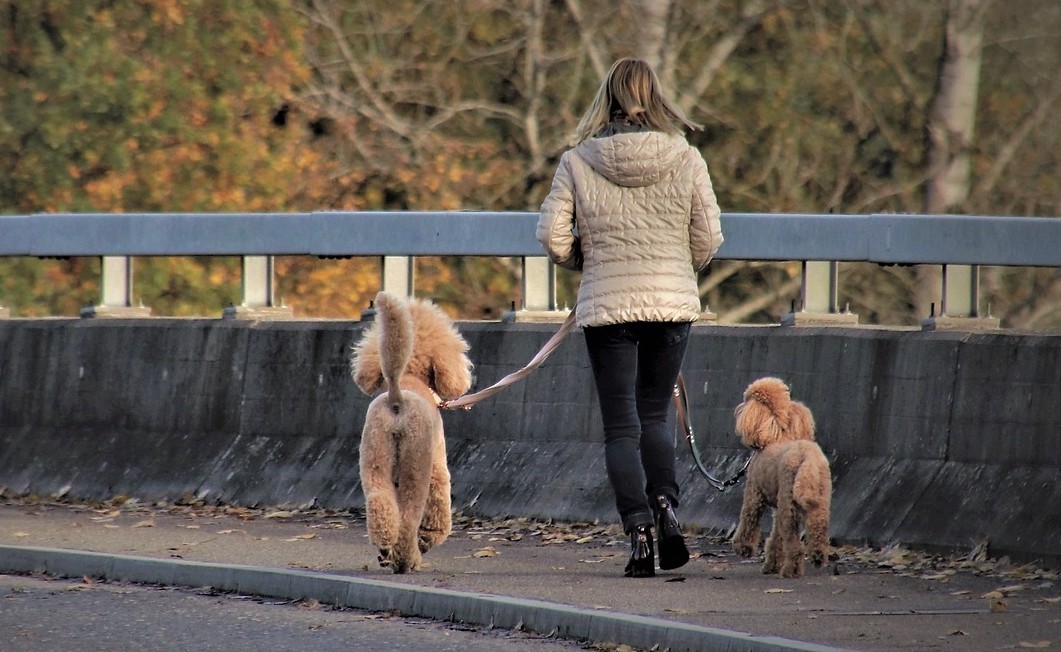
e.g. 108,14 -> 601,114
583,321 -> 691,533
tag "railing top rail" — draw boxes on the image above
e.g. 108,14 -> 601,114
1,211 -> 1058,267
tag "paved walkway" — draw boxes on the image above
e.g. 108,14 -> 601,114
0,498 -> 1058,651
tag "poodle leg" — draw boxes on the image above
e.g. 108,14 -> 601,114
359,433 -> 400,569
804,505 -> 830,568
777,503 -> 804,578
761,515 -> 781,575
390,429 -> 434,573
732,488 -> 766,558
418,444 -> 452,553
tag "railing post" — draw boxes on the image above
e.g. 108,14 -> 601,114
382,255 -> 414,297
922,263 -> 999,330
780,260 -> 858,326
80,256 -> 151,318
223,255 -> 293,320
521,256 -> 554,312
503,257 -> 567,322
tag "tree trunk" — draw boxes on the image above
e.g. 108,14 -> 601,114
917,0 -> 990,319
635,0 -> 671,70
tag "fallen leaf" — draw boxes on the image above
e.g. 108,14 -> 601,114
265,511 -> 295,519
13,531 -> 29,538
997,584 -> 1030,594
285,533 -> 317,542
920,573 -> 951,581
473,546 -> 498,558
1018,641 -> 1051,649
764,588 -> 793,594
131,520 -> 154,528
575,536 -> 593,544
216,529 -> 238,535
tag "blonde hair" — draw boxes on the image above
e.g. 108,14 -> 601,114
573,58 -> 702,144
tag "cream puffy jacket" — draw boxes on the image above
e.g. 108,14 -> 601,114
537,130 -> 723,328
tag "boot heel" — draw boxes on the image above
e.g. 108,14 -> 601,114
655,495 -> 690,570
624,525 -> 655,578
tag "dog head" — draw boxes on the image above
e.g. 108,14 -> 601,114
351,293 -> 473,400
734,377 -> 815,449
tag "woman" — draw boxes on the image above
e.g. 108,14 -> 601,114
537,58 -> 723,577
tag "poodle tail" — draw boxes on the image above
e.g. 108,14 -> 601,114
792,444 -> 831,512
374,291 -> 414,411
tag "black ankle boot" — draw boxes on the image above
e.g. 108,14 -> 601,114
624,525 -> 655,578
655,495 -> 689,570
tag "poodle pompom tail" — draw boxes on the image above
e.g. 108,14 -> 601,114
374,291 -> 414,409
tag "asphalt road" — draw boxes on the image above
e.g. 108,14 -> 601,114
0,573 -> 590,652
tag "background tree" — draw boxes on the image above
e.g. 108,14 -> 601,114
1,0 -> 1057,326
0,0 -> 344,316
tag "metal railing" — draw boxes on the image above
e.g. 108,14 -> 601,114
1,211 -> 1058,325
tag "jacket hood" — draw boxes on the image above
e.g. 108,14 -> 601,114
573,131 -> 689,188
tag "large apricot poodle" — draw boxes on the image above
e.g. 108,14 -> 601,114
351,291 -> 472,573
732,377 -> 832,578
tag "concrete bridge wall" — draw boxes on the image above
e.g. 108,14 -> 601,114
0,320 -> 1057,565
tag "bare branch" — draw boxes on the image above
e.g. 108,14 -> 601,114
675,0 -> 773,114
971,68 -> 1061,205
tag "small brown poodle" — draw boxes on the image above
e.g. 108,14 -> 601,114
351,291 -> 472,573
731,377 -> 832,578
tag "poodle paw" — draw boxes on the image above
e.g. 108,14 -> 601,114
780,562 -> 803,578
377,548 -> 394,568
761,562 -> 779,575
418,528 -> 444,553
809,549 -> 826,568
733,542 -> 755,558
391,555 -> 422,574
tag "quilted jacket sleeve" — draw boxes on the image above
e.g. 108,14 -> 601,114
688,148 -> 723,272
537,152 -> 583,271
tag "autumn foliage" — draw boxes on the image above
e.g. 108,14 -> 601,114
1,1 -> 1058,326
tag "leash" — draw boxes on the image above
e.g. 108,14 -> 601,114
440,310 -> 577,410
672,372 -> 752,492
440,313 -> 750,492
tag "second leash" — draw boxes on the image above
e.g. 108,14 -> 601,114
673,372 -> 752,492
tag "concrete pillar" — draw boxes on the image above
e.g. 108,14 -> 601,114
504,257 -> 568,322
80,256 -> 151,318
922,264 -> 999,330
382,256 -> 414,297
223,255 -> 293,320
781,260 -> 857,326
521,257 -> 554,312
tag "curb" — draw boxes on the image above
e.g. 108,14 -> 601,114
0,545 -> 848,652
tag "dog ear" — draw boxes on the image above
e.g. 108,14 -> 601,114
788,401 -> 816,440
351,330 -> 385,396
430,348 -> 473,400
735,399 -> 784,449
405,298 -> 473,400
